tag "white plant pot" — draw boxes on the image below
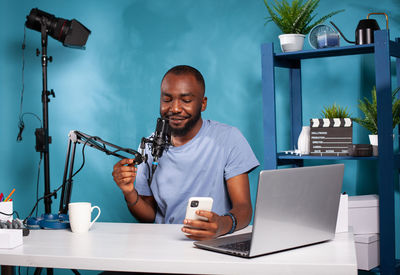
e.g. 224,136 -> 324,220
368,135 -> 378,146
279,34 -> 305,52
369,134 -> 378,156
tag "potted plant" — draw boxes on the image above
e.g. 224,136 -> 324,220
320,103 -> 350,118
309,103 -> 352,156
263,0 -> 344,52
353,86 -> 400,149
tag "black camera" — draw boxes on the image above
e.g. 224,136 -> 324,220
190,200 -> 199,208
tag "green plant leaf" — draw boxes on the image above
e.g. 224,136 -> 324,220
353,86 -> 400,135
320,103 -> 350,118
303,9 -> 345,34
263,0 -> 344,34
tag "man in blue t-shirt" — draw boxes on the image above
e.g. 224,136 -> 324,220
112,65 -> 259,241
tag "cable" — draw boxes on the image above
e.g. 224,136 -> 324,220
16,26 -> 42,142
36,154 -> 43,217
19,26 -> 26,120
70,136 -> 94,178
20,112 -> 41,123
0,210 -> 20,219
17,26 -> 28,142
23,184 -> 63,224
146,161 -> 152,186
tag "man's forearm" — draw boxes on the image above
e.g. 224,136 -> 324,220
124,190 -> 156,223
217,203 -> 252,236
230,203 -> 252,231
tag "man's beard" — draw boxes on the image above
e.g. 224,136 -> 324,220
170,110 -> 201,137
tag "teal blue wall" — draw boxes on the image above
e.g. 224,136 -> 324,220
1,0 -> 399,273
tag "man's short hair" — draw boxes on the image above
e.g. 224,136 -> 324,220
162,65 -> 205,93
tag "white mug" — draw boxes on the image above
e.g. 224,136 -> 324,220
68,202 -> 101,233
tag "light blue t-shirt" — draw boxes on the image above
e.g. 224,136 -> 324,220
135,119 -> 259,224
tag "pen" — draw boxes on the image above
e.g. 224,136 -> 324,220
0,193 -> 3,202
4,189 -> 15,202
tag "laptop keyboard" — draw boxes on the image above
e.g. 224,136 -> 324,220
219,240 -> 251,253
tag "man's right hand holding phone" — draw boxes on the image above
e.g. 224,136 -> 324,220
182,210 -> 226,241
182,197 -> 228,240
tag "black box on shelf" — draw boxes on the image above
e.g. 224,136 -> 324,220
309,118 -> 353,156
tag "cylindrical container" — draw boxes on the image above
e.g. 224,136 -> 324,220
297,126 -> 310,155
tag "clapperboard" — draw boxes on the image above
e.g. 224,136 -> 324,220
310,118 -> 353,156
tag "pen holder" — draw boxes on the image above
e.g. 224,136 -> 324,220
0,201 -> 13,222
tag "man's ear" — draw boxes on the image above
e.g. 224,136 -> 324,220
201,97 -> 207,112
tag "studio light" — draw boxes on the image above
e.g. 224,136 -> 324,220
23,8 -> 91,216
25,8 -> 91,49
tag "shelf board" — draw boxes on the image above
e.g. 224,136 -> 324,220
275,44 -> 374,60
277,153 -> 400,169
277,152 -> 377,160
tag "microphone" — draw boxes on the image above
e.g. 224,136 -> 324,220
140,117 -> 171,186
151,117 -> 171,168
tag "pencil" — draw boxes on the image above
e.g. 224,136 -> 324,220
4,189 -> 15,202
0,193 -> 3,202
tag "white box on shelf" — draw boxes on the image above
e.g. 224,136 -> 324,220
0,201 -> 13,222
348,194 -> 379,234
0,229 -> 23,249
354,233 -> 379,271
335,193 -> 348,233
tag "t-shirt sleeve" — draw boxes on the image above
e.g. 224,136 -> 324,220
224,127 -> 260,180
135,158 -> 153,196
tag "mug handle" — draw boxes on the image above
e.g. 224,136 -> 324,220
89,206 -> 101,229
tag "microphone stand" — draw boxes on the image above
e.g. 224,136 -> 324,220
27,130 -> 145,231
59,130 -> 145,214
27,118 -> 169,229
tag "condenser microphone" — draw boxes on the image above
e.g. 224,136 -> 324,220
151,117 -> 171,166
143,117 -> 171,186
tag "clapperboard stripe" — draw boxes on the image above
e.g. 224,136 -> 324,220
311,118 -> 352,128
309,118 -> 353,156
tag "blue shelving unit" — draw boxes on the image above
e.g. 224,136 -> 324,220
261,30 -> 400,275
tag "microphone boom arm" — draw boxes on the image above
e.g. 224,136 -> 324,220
58,130 -> 144,214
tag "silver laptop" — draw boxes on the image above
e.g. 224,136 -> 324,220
194,164 -> 344,258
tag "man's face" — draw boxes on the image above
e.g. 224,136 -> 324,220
160,73 -> 207,137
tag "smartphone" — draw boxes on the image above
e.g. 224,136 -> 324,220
184,197 -> 213,222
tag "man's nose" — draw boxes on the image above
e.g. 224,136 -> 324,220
171,100 -> 182,113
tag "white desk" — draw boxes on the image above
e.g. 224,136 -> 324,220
0,222 -> 357,274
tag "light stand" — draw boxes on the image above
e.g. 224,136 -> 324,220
25,8 -> 91,214
38,22 -> 53,214
31,25 -> 54,275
